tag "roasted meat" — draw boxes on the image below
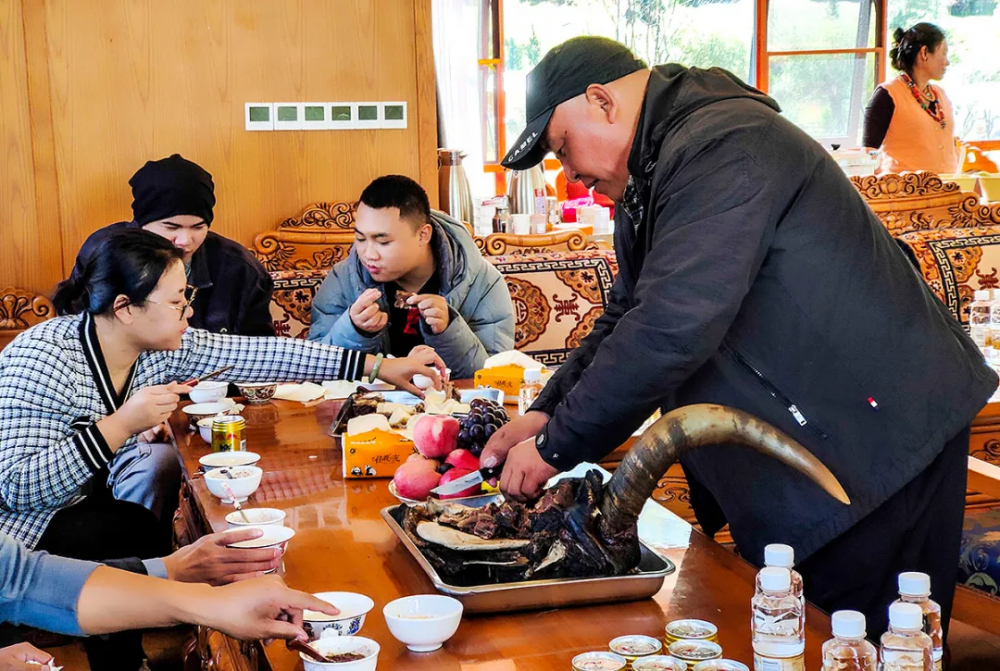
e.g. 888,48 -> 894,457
396,404 -> 851,585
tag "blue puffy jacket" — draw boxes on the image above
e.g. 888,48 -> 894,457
309,211 -> 515,378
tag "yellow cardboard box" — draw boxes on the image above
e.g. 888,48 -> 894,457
343,429 -> 415,479
474,364 -> 525,398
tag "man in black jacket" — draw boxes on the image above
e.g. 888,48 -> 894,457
483,36 -> 997,639
69,154 -> 274,338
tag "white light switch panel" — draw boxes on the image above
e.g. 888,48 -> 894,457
245,103 -> 273,131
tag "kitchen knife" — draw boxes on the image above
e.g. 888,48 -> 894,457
430,465 -> 503,497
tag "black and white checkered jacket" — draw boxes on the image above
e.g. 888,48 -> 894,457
0,313 -> 366,548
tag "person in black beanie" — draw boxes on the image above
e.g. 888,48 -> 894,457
65,154 -> 274,527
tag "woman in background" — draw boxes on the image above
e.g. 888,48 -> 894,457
863,23 -> 960,175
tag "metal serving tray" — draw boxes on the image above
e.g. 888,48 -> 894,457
381,504 -> 675,614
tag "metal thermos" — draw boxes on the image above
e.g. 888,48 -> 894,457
506,164 -> 547,215
437,149 -> 475,225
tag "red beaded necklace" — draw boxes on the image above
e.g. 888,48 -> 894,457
901,72 -> 947,129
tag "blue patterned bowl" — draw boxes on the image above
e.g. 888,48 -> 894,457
303,592 -> 375,641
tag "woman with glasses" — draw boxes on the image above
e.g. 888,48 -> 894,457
0,228 -> 444,669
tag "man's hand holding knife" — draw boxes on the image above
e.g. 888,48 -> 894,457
476,410 -> 557,502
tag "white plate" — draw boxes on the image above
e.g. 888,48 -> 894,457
387,480 -> 501,508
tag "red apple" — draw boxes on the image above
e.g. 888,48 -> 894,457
445,449 -> 480,472
437,467 -> 482,499
413,415 -> 460,459
393,460 -> 442,501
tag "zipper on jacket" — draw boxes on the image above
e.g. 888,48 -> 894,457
726,347 -> 828,440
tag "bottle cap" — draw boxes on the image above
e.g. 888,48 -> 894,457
831,610 -> 866,638
898,572 -> 931,597
764,544 -> 795,569
759,567 -> 791,592
523,368 -> 543,382
976,289 -> 993,301
888,602 -> 924,630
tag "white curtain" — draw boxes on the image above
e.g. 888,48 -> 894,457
432,0 -> 492,199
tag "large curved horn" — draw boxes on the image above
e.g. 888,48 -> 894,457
598,404 -> 850,539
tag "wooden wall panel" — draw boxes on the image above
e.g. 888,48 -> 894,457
0,0 -> 437,294
0,0 -> 63,295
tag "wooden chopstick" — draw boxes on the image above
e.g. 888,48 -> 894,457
181,365 -> 234,386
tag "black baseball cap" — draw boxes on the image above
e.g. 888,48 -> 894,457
501,36 -> 647,171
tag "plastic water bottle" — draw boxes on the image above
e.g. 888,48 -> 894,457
752,567 -> 805,671
880,602 -> 933,671
893,572 -> 943,671
756,544 -> 804,606
971,289 -> 993,361
989,290 -> 1000,367
518,368 -> 544,415
822,610 -> 877,671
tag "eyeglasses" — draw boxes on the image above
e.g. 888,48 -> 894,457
146,285 -> 198,321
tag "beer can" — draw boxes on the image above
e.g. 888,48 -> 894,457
665,619 -> 719,644
693,661 -> 750,671
609,635 -> 663,662
666,640 -> 723,669
632,655 -> 687,671
212,416 -> 246,453
571,651 -> 627,671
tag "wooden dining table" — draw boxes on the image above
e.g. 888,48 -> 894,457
168,392 -> 834,671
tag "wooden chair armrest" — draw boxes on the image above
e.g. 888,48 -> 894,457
953,584 -> 1000,637
968,457 -> 1000,500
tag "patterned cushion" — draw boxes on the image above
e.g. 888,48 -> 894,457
486,249 -> 619,366
269,269 -> 329,339
896,226 -> 1000,327
960,506 -> 1000,597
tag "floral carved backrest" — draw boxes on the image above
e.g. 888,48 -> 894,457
851,172 -> 1000,237
485,249 -> 619,367
0,288 -> 55,350
253,202 -> 358,272
475,230 -> 596,256
268,269 -> 330,339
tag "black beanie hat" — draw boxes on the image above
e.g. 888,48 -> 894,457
129,154 -> 216,226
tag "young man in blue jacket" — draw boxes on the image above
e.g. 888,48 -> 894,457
310,175 -> 514,378
483,36 -> 996,642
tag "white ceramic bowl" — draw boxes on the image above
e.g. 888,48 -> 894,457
412,369 -> 452,390
302,592 -> 375,640
222,524 -> 295,557
182,401 -> 233,427
300,636 -> 379,671
197,417 -> 214,443
199,451 -> 261,471
204,465 -> 262,503
189,381 -> 228,404
225,507 -> 285,528
235,382 -> 278,405
383,594 -> 463,652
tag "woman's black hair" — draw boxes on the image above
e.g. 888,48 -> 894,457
890,23 -> 946,74
53,228 -> 183,316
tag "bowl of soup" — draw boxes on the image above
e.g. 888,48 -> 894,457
204,466 -> 262,503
